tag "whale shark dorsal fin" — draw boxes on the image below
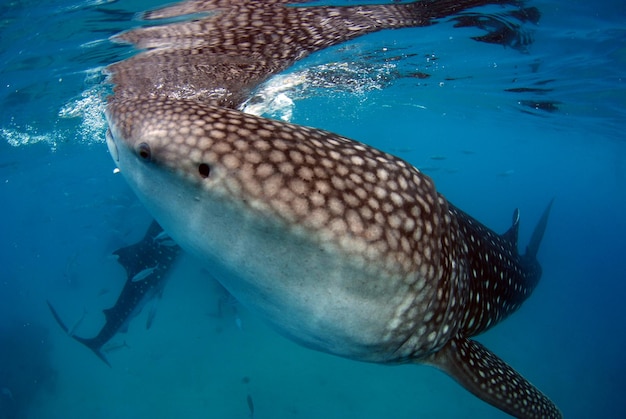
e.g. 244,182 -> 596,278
500,208 -> 520,250
425,338 -> 561,418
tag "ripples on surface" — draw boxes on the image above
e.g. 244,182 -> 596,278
0,0 -> 624,149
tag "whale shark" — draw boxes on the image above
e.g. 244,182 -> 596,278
104,0 -> 559,417
47,221 -> 180,366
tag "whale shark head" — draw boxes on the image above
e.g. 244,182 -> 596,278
106,96 -> 463,361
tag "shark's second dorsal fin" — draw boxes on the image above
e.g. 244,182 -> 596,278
500,208 -> 520,251
425,337 -> 561,419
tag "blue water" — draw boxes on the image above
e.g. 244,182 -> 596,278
1,0 -> 625,418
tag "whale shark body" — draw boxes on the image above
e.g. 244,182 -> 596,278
48,221 -> 180,366
104,0 -> 559,417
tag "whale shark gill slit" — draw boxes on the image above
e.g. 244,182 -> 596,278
103,0 -> 560,417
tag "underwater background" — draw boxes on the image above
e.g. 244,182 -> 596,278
1,0 -> 625,418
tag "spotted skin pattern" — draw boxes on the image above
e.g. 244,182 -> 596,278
430,338 -> 559,418
105,1 -> 560,418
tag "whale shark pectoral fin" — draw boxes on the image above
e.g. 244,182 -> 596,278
47,300 -> 70,334
425,338 -> 561,419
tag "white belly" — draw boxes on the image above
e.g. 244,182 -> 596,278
123,156 -> 414,361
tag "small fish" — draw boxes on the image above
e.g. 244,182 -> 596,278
152,230 -> 170,242
63,252 -> 78,279
131,264 -> 159,282
67,307 -> 87,337
158,239 -> 178,247
146,300 -> 159,330
102,340 -> 131,353
246,394 -> 254,418
1,387 -> 14,401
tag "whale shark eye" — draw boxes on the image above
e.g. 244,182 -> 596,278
137,142 -> 152,160
198,163 -> 211,178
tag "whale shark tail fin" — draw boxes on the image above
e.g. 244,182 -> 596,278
46,300 -> 112,368
72,336 -> 112,368
525,198 -> 555,260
